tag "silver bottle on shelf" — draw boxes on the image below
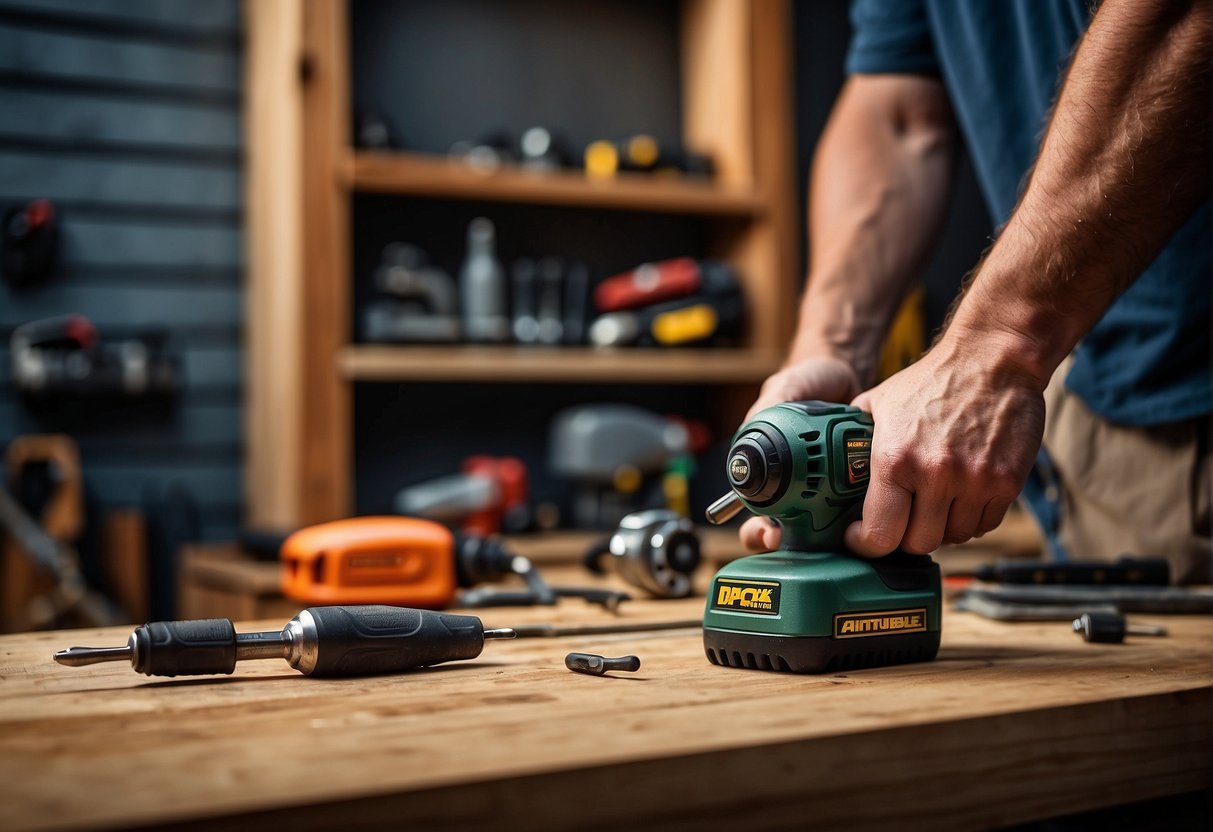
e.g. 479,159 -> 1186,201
459,217 -> 510,343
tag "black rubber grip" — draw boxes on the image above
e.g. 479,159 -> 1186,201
132,618 -> 237,677
306,605 -> 485,677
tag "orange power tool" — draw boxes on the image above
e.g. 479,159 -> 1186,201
280,516 -> 627,609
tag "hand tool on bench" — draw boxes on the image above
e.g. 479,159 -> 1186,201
974,555 -> 1170,585
280,516 -> 629,610
53,605 -> 514,678
1071,611 -> 1167,644
704,401 -> 942,673
583,509 -> 702,599
955,583 -> 1213,618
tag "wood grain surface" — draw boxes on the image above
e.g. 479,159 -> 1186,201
1,594 -> 1208,832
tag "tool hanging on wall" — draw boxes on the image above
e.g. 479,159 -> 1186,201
583,509 -> 702,599
1,435 -> 120,631
2,199 -> 58,289
280,516 -> 628,610
395,455 -> 530,535
10,315 -> 178,400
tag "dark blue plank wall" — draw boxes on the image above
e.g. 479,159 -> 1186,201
0,0 -> 244,547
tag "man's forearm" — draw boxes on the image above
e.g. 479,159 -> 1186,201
790,75 -> 956,386
946,0 -> 1211,385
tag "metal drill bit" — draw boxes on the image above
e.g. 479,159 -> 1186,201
705,491 -> 744,525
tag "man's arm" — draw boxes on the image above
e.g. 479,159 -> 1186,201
847,0 -> 1212,556
741,74 -> 957,550
790,74 -> 956,384
751,75 -> 955,405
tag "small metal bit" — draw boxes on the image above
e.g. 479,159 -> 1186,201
565,652 -> 641,676
1127,623 -> 1168,637
705,491 -> 744,525
483,628 -> 517,640
53,645 -> 132,667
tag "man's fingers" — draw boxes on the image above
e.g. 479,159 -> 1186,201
901,493 -> 953,554
975,498 -> 1012,537
739,516 -> 781,552
942,496 -> 985,545
845,474 -> 912,557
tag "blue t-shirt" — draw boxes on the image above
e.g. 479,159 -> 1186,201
847,0 -> 1211,426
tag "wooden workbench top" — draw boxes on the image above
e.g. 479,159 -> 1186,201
2,598 -> 1209,832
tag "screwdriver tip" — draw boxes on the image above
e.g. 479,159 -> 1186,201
483,628 -> 516,640
53,645 -> 132,667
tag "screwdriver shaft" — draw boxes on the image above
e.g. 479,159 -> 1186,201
53,645 -> 132,667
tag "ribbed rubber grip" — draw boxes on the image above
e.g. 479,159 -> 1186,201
132,618 -> 237,677
306,605 -> 485,677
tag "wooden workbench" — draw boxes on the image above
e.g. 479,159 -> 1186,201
1,594 -> 1208,831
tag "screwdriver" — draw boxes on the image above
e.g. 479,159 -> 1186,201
1071,611 -> 1167,644
53,605 -> 515,678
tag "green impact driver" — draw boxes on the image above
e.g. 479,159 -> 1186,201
703,401 -> 941,673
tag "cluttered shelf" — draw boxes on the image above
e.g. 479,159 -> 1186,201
337,345 -> 783,384
341,151 -> 768,217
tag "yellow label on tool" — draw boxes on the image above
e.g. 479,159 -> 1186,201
711,579 -> 781,615
833,608 -> 928,638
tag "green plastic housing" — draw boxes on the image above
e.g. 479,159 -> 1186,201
702,551 -> 941,639
733,402 -> 873,552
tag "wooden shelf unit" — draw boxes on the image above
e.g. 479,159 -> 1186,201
344,151 -> 768,217
245,0 -> 797,527
339,345 -> 782,384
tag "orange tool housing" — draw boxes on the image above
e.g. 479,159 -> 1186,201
280,516 -> 458,607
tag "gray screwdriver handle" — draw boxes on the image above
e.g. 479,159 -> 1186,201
304,606 -> 486,677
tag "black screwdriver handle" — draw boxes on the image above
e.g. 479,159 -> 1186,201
305,605 -> 486,677
132,618 -> 237,677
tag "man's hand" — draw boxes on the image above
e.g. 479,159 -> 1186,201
845,332 -> 1044,555
738,356 -> 862,552
745,356 -> 861,422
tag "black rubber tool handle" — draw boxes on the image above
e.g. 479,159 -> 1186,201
132,618 -> 237,677
306,605 -> 485,677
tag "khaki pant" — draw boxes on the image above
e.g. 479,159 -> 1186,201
1041,358 -> 1212,585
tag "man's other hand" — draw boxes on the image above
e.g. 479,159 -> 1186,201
738,356 -> 862,552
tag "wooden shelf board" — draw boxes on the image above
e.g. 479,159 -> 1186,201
342,151 -> 767,217
338,345 -> 781,384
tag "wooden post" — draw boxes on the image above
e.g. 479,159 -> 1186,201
245,0 -> 351,528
